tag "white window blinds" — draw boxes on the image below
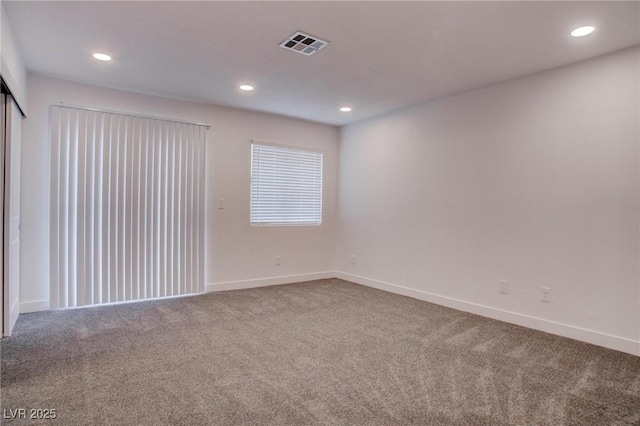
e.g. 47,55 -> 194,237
250,142 -> 323,226
50,105 -> 207,308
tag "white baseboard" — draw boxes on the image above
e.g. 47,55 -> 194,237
335,271 -> 640,357
17,272 -> 639,356
206,271 -> 335,293
20,299 -> 50,313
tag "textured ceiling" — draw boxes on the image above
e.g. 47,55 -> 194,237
4,1 -> 639,126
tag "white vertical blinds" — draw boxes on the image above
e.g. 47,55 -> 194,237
50,105 -> 207,309
250,142 -> 323,226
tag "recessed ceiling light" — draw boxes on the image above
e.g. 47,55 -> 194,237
340,107 -> 352,112
92,52 -> 112,61
240,84 -> 254,91
571,26 -> 595,37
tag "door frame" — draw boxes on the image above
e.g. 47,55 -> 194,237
1,78 -> 23,337
0,86 -> 5,335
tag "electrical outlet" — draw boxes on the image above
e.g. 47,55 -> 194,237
217,198 -> 225,209
499,280 -> 509,295
351,255 -> 357,265
276,256 -> 281,266
541,287 -> 551,303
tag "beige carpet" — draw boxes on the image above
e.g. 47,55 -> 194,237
1,279 -> 639,425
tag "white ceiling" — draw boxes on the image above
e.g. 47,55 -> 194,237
4,1 -> 639,126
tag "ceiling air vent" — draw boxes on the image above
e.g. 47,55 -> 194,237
279,31 -> 329,56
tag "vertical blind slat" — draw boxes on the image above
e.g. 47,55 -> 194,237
62,110 -> 70,307
135,118 -> 142,301
160,123 -> 167,298
77,110 -> 86,307
168,123 -> 176,297
50,107 -> 60,308
186,129 -> 194,294
50,106 -> 206,309
175,124 -> 183,296
197,128 -> 205,292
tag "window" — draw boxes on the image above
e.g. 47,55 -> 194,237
250,142 -> 323,226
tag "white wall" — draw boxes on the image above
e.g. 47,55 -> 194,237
0,1 -> 27,112
336,47 -> 640,355
21,74 -> 339,312
19,48 -> 640,356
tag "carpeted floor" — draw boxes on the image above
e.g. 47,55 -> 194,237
1,278 -> 639,425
